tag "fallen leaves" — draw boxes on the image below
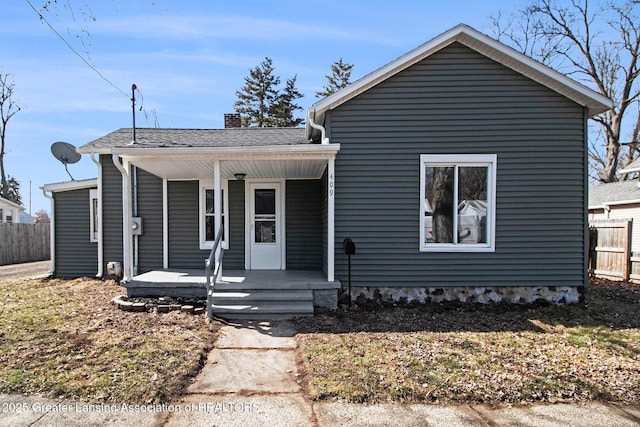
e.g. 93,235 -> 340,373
294,278 -> 640,405
0,278 -> 220,403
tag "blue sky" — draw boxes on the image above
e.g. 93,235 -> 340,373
1,0 -> 519,214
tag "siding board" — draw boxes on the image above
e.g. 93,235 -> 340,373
330,43 -> 587,289
286,180 -> 323,270
225,180 -> 245,269
168,181 -> 208,269
135,168 -> 163,273
101,155 -> 123,277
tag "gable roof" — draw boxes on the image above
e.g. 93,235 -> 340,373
78,127 -> 310,154
0,196 -> 24,211
589,180 -> 640,209
306,23 -> 613,140
620,157 -> 640,174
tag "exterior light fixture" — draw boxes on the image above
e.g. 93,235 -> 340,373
234,173 -> 247,181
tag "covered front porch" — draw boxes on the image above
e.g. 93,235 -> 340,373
79,128 -> 341,319
125,268 -> 341,319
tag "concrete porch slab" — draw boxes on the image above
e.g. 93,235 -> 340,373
187,348 -> 300,394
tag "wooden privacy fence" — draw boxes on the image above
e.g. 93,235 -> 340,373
589,219 -> 631,280
0,223 -> 50,266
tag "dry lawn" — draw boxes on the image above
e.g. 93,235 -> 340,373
294,278 -> 640,405
0,278 -> 219,403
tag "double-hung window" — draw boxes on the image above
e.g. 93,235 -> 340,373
199,180 -> 229,250
420,154 -> 497,252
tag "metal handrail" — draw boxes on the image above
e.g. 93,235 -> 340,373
205,227 -> 224,288
206,227 -> 224,319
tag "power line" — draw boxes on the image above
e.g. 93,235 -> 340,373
24,0 -> 128,98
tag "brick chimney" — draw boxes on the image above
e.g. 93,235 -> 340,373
224,113 -> 242,128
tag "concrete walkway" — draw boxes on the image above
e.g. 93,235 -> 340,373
2,320 -> 640,426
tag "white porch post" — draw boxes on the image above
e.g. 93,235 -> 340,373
162,178 -> 169,269
214,160 -> 222,266
328,158 -> 335,282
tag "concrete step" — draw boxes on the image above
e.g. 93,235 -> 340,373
210,290 -> 313,302
209,289 -> 314,320
215,281 -> 326,291
211,303 -> 314,320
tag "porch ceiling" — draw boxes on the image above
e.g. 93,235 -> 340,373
125,157 -> 330,180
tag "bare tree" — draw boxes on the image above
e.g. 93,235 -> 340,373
0,73 -> 21,201
491,0 -> 639,183
34,209 -> 51,224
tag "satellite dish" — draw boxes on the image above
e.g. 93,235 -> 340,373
51,141 -> 81,180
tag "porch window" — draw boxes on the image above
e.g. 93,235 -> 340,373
420,154 -> 496,252
199,180 -> 229,250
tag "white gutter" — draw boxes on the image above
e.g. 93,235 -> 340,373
41,187 -> 55,277
589,198 -> 640,210
112,154 -> 133,283
78,144 -> 340,156
91,154 -> 104,278
307,109 -> 329,144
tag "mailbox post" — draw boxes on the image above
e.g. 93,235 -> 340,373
343,238 -> 356,307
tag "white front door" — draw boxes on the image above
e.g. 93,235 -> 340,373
249,182 -> 283,269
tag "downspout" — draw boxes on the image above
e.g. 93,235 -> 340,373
307,109 -> 329,145
132,165 -> 139,276
112,154 -> 132,283
91,154 -> 104,278
308,108 -> 335,281
41,187 -> 55,277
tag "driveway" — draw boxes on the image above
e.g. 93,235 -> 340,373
0,260 -> 51,280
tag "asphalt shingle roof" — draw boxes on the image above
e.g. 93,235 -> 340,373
79,127 -> 311,151
589,180 -> 640,208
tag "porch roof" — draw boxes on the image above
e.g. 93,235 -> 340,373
78,127 -> 339,180
77,127 -> 312,153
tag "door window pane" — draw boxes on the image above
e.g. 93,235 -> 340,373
255,189 -> 275,215
254,189 -> 276,243
255,221 -> 276,243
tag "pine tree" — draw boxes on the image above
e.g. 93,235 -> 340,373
271,75 -> 304,127
234,58 -> 305,127
2,175 -> 21,205
234,57 -> 280,127
316,58 -> 354,98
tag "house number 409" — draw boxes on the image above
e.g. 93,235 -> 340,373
329,174 -> 334,197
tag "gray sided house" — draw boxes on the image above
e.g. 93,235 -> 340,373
44,24 -> 612,318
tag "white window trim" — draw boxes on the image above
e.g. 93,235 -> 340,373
199,179 -> 229,250
89,189 -> 99,242
420,154 -> 497,253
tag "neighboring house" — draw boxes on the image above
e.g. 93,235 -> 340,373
19,212 -> 35,224
43,24 -> 612,317
0,196 -> 25,223
589,177 -> 640,280
589,180 -> 640,237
